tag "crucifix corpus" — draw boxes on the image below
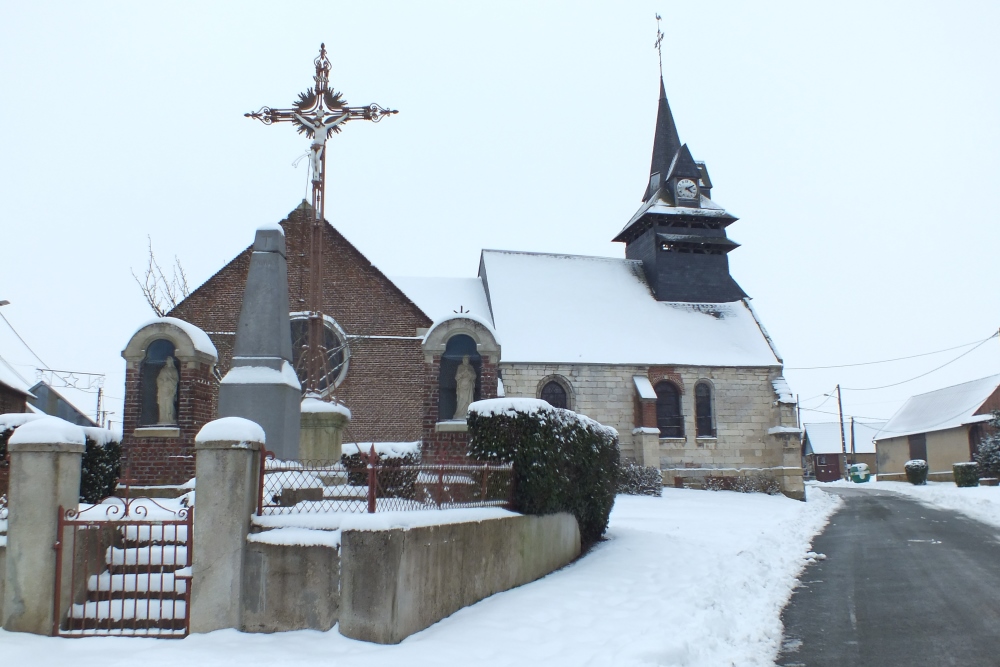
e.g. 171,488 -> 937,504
246,43 -> 397,397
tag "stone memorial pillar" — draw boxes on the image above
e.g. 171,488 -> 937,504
299,397 -> 351,461
218,225 -> 301,460
190,417 -> 264,633
2,417 -> 84,635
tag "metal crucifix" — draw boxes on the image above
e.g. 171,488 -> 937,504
246,43 -> 397,396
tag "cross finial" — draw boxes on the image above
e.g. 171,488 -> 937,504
314,43 -> 331,92
654,14 -> 664,78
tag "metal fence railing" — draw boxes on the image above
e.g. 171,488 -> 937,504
257,449 -> 513,516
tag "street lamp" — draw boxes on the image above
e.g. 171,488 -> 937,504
0,300 -> 9,307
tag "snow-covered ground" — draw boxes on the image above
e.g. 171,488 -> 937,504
0,488 -> 840,667
819,478 -> 1000,531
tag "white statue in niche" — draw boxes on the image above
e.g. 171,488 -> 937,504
453,355 -> 477,419
156,356 -> 179,424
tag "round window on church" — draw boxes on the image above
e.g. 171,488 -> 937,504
289,313 -> 349,395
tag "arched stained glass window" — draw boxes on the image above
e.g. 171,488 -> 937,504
540,381 -> 568,409
695,382 -> 715,437
655,381 -> 683,438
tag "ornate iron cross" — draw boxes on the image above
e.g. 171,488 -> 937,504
246,43 -> 397,396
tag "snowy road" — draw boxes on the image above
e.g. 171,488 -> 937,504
0,488 -> 838,667
777,486 -> 1000,666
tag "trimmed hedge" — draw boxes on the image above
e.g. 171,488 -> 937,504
618,459 -> 662,496
705,474 -> 781,495
340,449 -> 419,499
953,462 -> 979,488
904,459 -> 928,486
1,421 -> 121,503
467,398 -> 620,547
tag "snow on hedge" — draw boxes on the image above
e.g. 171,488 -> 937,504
301,397 -> 352,419
0,412 -> 42,432
8,416 -> 85,446
341,441 -> 421,459
195,417 -> 265,445
82,426 -> 122,446
469,398 -> 618,438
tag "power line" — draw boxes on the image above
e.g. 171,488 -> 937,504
786,333 -> 996,370
841,333 -> 998,391
0,310 -> 48,367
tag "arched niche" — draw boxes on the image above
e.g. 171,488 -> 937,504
422,316 -> 501,421
122,318 -> 218,427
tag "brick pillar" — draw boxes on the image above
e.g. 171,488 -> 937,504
2,417 -> 84,635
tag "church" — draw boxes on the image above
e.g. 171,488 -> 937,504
119,73 -> 804,499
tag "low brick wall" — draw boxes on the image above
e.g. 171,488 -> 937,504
242,541 -> 340,633
339,512 -> 580,644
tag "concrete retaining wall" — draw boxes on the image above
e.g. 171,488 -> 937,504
0,544 -> 6,616
339,512 -> 580,644
242,541 -> 340,632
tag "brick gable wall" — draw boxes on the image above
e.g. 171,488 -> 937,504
163,204 -> 433,447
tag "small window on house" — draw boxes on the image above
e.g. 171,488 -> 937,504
908,433 -> 927,461
655,381 -> 683,438
695,382 -> 715,437
540,381 -> 568,409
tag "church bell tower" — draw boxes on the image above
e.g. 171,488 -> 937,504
613,77 -> 746,303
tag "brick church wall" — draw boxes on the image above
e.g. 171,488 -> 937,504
164,203 -> 433,448
500,362 -> 792,469
421,353 -> 499,462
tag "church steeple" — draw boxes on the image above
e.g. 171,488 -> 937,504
644,77 -> 682,202
613,72 -> 747,304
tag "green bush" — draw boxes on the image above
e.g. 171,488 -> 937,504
340,449 -> 419,499
953,462 -> 979,488
705,474 -> 782,495
974,419 -> 1000,479
618,459 -> 662,496
905,459 -> 928,485
1,419 -> 121,503
467,399 -> 620,548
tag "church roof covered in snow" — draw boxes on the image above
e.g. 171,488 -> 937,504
803,421 -> 886,455
476,250 -> 781,367
875,374 -> 1000,441
390,276 -> 494,326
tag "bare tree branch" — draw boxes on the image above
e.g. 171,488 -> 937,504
131,236 -> 191,316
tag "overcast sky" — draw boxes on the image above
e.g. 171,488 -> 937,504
2,1 -> 999,430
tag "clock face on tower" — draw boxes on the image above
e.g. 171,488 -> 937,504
675,178 -> 698,201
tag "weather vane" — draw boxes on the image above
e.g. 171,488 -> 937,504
246,43 -> 398,396
654,14 -> 664,77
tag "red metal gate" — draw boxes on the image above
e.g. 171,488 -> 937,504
53,497 -> 193,637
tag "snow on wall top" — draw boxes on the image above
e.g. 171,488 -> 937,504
803,421 -> 886,455
771,377 -> 795,404
391,276 -> 494,326
8,416 -> 86,446
134,317 -> 219,358
478,250 -> 781,366
0,355 -> 35,397
341,441 -> 421,459
877,374 -> 1000,441
301,397 -> 351,419
0,412 -> 42,432
195,416 -> 266,445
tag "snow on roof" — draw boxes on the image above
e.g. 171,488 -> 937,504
876,374 -> 1000,441
617,192 -> 732,239
478,250 -> 781,366
133,317 -> 219,358
0,355 -> 35,397
803,421 -> 886,455
391,276 -> 494,326
633,376 -> 657,400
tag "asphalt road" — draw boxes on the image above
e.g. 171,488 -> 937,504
776,486 -> 1000,667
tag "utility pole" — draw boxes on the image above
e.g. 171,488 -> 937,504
837,384 -> 848,480
850,416 -> 856,466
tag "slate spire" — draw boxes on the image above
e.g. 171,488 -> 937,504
644,77 -> 682,201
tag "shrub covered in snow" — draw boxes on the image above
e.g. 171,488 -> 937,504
705,474 -> 782,495
466,398 -> 620,547
617,459 -> 662,497
953,462 -> 979,488
0,415 -> 121,503
905,459 -> 929,485
341,448 -> 420,499
974,415 -> 1000,480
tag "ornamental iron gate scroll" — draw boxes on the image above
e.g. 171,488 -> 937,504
53,496 -> 193,637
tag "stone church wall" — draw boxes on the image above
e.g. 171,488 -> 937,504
499,362 -> 796,473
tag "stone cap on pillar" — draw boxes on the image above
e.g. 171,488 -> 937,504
195,416 -> 266,451
7,416 -> 86,453
253,225 -> 286,257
